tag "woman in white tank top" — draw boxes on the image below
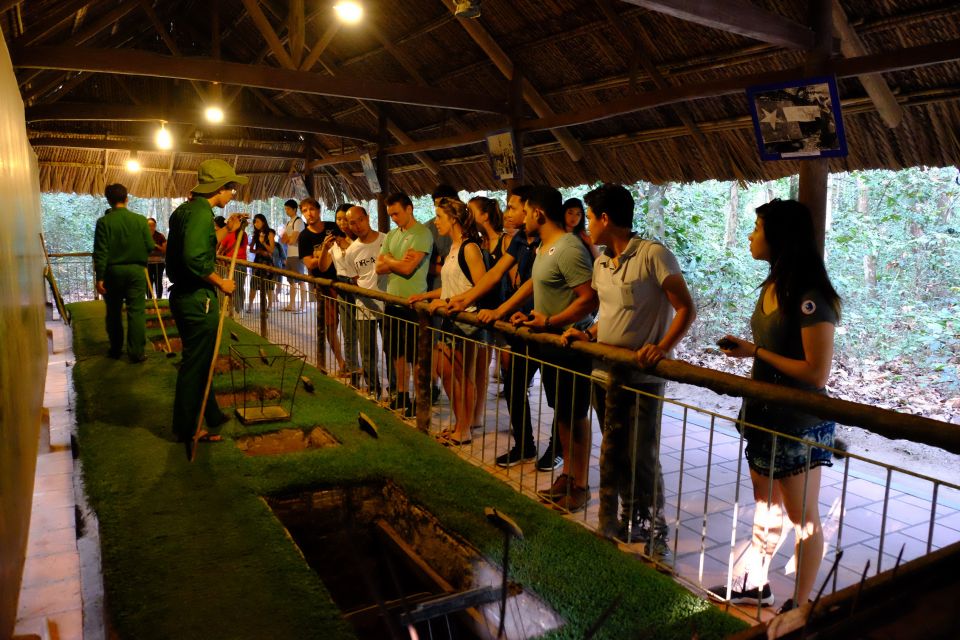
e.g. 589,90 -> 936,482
409,198 -> 487,445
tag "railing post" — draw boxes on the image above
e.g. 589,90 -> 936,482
415,306 -> 432,433
258,270 -> 268,339
315,284 -> 327,373
91,254 -> 99,300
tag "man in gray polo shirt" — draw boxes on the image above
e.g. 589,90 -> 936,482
563,183 -> 695,553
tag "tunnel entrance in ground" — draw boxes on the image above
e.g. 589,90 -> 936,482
266,482 -> 562,640
235,427 -> 338,456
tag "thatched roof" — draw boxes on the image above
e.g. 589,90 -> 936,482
4,0 -> 960,204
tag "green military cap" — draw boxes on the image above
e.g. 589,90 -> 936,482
192,159 -> 249,193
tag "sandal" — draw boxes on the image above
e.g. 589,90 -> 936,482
195,431 -> 223,443
442,433 -> 472,446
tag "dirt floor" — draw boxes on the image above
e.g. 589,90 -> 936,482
670,345 -> 960,488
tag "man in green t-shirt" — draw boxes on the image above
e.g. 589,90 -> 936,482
92,183 -> 155,362
375,191 -> 433,416
166,160 -> 245,449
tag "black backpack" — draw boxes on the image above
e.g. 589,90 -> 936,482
457,239 -> 500,311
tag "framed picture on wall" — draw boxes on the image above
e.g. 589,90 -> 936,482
486,129 -> 521,181
290,173 -> 310,200
746,76 -> 847,161
360,152 -> 382,193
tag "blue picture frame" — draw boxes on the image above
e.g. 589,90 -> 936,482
746,75 -> 847,161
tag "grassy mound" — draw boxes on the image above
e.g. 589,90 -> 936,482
69,301 -> 746,639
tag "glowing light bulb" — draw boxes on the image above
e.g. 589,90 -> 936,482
126,159 -> 141,173
155,125 -> 173,150
205,106 -> 224,123
334,1 -> 363,24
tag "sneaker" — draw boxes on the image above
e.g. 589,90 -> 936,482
644,530 -> 671,558
536,474 -> 570,500
708,583 -> 775,607
553,485 -> 590,513
536,451 -> 563,471
431,383 -> 441,404
388,393 -> 409,412
496,447 -> 537,468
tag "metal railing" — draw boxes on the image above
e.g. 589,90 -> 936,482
45,252 -> 98,304
50,247 -> 960,620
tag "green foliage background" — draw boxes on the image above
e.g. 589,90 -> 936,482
42,167 -> 960,396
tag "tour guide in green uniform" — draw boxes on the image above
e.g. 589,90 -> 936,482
93,183 -> 155,362
166,159 -> 245,445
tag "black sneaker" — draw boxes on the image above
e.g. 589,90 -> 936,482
496,447 -> 537,468
536,451 -> 563,471
644,531 -> 671,558
708,583 -> 774,607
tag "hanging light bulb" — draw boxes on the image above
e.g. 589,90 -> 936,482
155,124 -> 173,150
334,1 -> 363,24
205,106 -> 225,123
125,159 -> 142,173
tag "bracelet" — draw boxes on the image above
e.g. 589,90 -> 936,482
753,345 -> 761,358
544,316 -> 551,328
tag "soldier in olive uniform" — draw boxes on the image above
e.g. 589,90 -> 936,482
93,183 -> 155,362
166,160 -> 245,446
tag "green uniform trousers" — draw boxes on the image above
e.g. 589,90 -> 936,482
169,286 -> 223,440
104,263 -> 148,359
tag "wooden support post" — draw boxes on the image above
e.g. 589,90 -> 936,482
376,111 -> 391,233
797,0 -> 833,256
415,306 -> 432,434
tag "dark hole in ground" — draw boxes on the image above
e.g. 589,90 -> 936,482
266,482 -> 561,640
150,336 -> 182,352
215,385 -> 281,406
235,427 -> 338,456
145,317 -> 175,328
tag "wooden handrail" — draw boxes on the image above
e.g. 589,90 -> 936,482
228,258 -> 960,455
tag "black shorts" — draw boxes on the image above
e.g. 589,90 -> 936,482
382,304 -> 419,363
539,344 -> 593,421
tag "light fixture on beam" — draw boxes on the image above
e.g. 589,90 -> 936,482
155,123 -> 173,150
453,1 -> 481,19
334,1 -> 363,25
205,106 -> 225,124
125,158 -> 141,173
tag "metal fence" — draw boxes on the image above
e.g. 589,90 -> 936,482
45,252 -> 99,304
66,253 -> 960,619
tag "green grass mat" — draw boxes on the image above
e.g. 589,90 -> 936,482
68,301 -> 746,639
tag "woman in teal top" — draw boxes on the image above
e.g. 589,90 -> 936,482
714,199 -> 841,614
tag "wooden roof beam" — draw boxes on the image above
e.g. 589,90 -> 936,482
11,45 -> 507,113
622,0 -> 815,50
831,0 -> 902,128
25,102 -> 375,141
9,0 -> 90,47
287,0 -> 305,68
29,136 -> 307,160
239,0 -> 295,69
439,0 -> 584,162
137,0 -> 208,102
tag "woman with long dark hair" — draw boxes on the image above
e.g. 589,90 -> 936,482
247,213 -> 276,313
409,198 -> 488,445
713,198 -> 841,613
564,197 -> 599,259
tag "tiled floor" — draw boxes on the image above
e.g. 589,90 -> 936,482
14,321 -> 83,640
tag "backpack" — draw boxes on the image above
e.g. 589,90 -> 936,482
273,237 -> 287,267
457,239 -> 500,311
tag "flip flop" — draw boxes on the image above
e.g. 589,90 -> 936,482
196,432 -> 223,443
443,435 -> 472,446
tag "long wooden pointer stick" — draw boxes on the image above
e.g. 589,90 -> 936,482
145,268 -> 176,358
190,218 -> 248,461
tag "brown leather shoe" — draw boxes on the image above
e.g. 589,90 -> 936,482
536,473 -> 570,501
553,485 -> 591,513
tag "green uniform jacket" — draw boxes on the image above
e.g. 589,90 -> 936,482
166,198 -> 217,291
92,207 -> 155,280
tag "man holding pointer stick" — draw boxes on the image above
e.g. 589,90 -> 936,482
166,160 -> 246,451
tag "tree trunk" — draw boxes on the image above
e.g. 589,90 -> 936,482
723,182 -> 740,248
858,177 -> 877,294
646,182 -> 666,239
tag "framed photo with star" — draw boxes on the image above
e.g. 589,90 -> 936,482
746,75 -> 847,161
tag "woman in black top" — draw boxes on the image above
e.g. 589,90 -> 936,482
247,213 -> 276,313
714,199 -> 841,613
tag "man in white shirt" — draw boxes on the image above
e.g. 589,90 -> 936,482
280,199 -> 306,312
344,206 -> 387,399
563,183 -> 695,553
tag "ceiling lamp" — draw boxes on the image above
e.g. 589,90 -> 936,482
125,159 -> 141,173
205,106 -> 225,124
155,124 -> 173,150
334,1 -> 363,24
454,1 -> 481,18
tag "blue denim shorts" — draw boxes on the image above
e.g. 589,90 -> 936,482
744,420 -> 835,479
